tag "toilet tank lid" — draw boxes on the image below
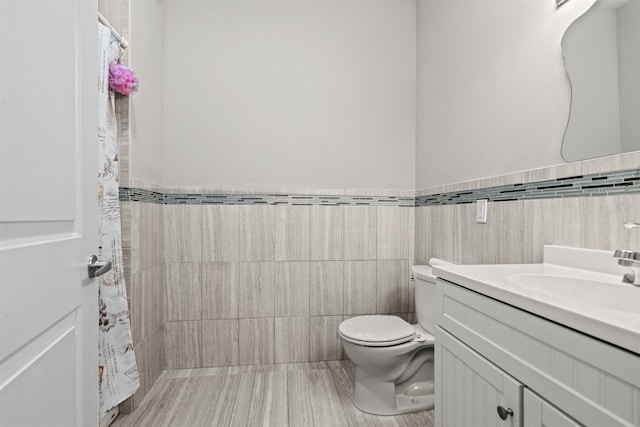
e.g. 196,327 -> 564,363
411,265 -> 436,283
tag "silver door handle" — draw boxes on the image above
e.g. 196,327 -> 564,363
88,255 -> 112,278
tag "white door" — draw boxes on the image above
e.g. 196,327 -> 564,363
0,1 -> 99,426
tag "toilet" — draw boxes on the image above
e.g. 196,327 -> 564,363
338,264 -> 439,415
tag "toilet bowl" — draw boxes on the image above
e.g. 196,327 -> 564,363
338,263 -> 441,415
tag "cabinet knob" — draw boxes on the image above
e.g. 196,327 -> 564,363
497,405 -> 514,420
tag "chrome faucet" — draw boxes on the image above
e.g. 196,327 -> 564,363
614,222 -> 640,286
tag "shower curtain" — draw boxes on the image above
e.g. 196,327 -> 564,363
97,23 -> 139,417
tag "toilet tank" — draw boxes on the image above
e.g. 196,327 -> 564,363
411,265 -> 438,333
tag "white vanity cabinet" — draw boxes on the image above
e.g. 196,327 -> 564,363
435,279 -> 640,427
436,326 -> 524,427
523,389 -> 581,427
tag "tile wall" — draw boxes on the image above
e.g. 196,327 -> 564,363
415,155 -> 640,266
120,189 -> 165,412
162,203 -> 415,369
119,161 -> 640,413
117,153 -> 639,413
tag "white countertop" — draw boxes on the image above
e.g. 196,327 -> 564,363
432,246 -> 640,355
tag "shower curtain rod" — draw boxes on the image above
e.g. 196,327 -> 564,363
98,12 -> 128,49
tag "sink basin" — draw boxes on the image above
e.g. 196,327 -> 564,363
433,246 -> 640,354
508,273 -> 640,314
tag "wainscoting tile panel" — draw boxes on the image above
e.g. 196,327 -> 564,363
310,206 -> 344,260
275,205 -> 311,261
343,206 -> 377,260
153,265 -> 165,343
151,202 -> 164,268
482,200 -> 524,265
435,204 -> 456,263
377,206 -> 414,260
164,263 -> 201,321
310,316 -> 345,361
452,201 -> 525,265
130,266 -> 163,347
414,205 -> 431,265
376,260 -> 411,314
407,262 -> 416,314
133,331 -> 156,411
202,262 -> 239,320
523,194 -> 640,263
344,261 -> 377,315
203,205 -> 240,262
238,262 -> 275,318
309,261 -> 344,316
139,203 -> 163,270
120,200 -> 132,251
452,203 -> 484,265
201,319 -> 239,367
238,318 -> 275,365
523,198 -> 580,263
130,270 -> 144,346
121,323 -> 165,414
164,204 -> 203,263
422,205 -> 456,264
239,205 -> 276,261
275,317 -> 310,363
134,324 -> 165,412
150,325 -> 165,396
130,201 -> 147,273
123,339 -> 147,412
583,194 -> 640,251
274,262 -> 310,317
164,321 -> 201,369
122,247 -> 133,303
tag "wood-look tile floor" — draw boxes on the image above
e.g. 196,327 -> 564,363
112,360 -> 435,427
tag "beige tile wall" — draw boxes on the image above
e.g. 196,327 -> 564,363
415,192 -> 640,265
414,152 -> 640,266
162,204 -> 416,369
120,199 -> 165,412
123,173 -> 640,414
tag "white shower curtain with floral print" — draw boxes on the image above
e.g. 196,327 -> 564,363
97,23 -> 139,417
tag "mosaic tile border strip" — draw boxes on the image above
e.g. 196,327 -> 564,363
163,193 -> 416,206
120,187 -> 164,204
119,188 -> 414,206
415,168 -> 640,206
119,168 -> 640,207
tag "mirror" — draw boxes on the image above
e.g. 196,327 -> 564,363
560,0 -> 640,161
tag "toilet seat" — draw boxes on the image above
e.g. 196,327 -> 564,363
339,315 -> 417,347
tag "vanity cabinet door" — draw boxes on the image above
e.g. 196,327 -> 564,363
436,327 -> 523,427
523,389 -> 582,427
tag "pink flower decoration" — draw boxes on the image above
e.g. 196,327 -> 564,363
109,63 -> 138,95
